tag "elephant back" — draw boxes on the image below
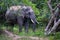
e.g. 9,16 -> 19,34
5,5 -> 27,20
9,6 -> 22,11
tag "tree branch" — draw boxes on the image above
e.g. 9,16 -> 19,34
47,0 -> 54,14
45,0 -> 58,32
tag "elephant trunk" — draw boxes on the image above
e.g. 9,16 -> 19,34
31,18 -> 39,24
30,13 -> 39,24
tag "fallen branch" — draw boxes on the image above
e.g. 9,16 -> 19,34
4,30 -> 48,40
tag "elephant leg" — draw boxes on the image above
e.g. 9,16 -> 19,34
5,22 -> 9,30
5,20 -> 14,32
6,21 -> 14,32
5,20 -> 9,30
10,22 -> 14,32
17,16 -> 23,32
24,21 -> 29,33
32,23 -> 36,32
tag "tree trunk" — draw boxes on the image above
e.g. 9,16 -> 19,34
47,19 -> 60,35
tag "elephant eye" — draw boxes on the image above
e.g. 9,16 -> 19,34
29,12 -> 31,15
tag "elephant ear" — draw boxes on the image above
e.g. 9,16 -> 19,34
17,9 -> 25,18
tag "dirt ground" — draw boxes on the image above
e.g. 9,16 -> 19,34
4,30 -> 48,40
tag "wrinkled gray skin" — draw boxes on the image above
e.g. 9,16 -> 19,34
5,5 -> 38,32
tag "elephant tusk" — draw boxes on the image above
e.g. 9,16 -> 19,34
37,22 -> 39,24
31,19 -> 34,23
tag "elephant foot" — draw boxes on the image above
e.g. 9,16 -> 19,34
24,29 -> 28,33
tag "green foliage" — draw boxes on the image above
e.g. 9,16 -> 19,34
0,0 -> 60,40
0,0 -> 22,12
53,32 -> 60,40
0,34 -> 12,40
48,32 -> 60,40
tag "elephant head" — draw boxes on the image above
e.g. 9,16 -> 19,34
22,6 -> 39,24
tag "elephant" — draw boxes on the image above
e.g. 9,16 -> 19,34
5,5 -> 38,32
